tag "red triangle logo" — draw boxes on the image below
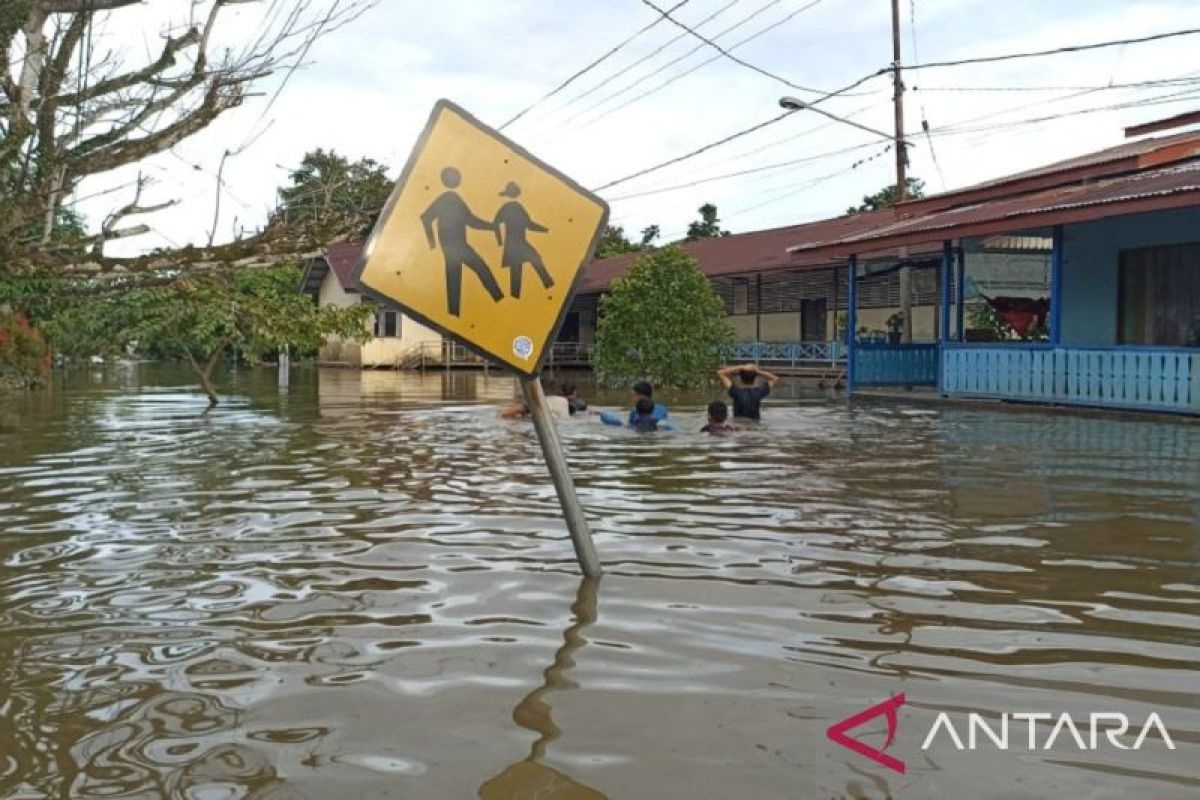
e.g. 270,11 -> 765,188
826,694 -> 906,774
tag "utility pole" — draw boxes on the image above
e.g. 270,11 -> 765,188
891,0 -> 913,343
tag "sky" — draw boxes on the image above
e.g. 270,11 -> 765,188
76,0 -> 1200,254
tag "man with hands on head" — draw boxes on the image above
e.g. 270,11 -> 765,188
717,363 -> 779,421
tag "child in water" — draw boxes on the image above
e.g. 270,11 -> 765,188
700,401 -> 734,435
632,397 -> 661,432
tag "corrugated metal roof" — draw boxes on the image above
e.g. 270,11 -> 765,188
325,241 -> 363,292
910,129 -> 1200,200
788,160 -> 1200,257
578,210 -> 939,294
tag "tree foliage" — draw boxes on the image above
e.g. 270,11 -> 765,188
275,149 -> 393,238
0,312 -> 51,390
594,223 -> 660,259
846,178 -> 926,215
592,245 -> 733,388
1,0 -> 373,278
685,203 -> 730,241
43,266 -> 372,407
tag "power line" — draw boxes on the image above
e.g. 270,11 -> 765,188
907,0 -> 945,189
498,0 -> 690,131
730,143 -> 893,217
588,28 -> 1200,203
700,97 -> 889,169
534,0 -> 787,138
639,0 -> 828,94
926,85 -> 1200,139
919,71 -> 1200,138
913,77 -> 1200,92
593,111 -> 793,191
524,0 -> 742,127
573,0 -> 847,134
607,139 -> 883,201
903,27 -> 1200,72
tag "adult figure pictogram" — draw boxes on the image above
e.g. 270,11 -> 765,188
421,167 -> 504,316
494,181 -> 555,299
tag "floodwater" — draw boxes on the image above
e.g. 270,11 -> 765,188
1,365 -> 1198,800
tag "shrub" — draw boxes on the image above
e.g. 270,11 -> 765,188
0,312 -> 52,389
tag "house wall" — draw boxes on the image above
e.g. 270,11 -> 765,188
361,317 -> 442,367
316,272 -> 444,368
318,271 -> 363,366
1062,207 -> 1200,345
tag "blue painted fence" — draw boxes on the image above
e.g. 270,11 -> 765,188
942,344 -> 1200,413
854,343 -> 940,386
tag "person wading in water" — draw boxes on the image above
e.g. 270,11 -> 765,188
493,181 -> 554,299
421,166 -> 504,316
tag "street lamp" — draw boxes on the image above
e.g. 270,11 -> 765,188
778,95 -> 910,147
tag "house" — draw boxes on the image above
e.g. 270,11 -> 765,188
780,123 -> 1200,415
300,241 -> 444,367
572,215 -> 954,363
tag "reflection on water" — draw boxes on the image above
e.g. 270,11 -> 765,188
1,364 -> 1198,799
480,577 -> 603,799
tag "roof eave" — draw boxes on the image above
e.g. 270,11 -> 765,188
786,189 -> 1200,260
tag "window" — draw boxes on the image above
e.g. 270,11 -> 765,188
1119,243 -> 1200,346
732,279 -> 749,315
374,309 -> 400,338
558,311 -> 581,342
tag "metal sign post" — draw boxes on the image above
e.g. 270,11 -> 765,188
521,378 -> 601,578
353,99 -> 609,578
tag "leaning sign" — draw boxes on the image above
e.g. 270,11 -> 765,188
355,99 -> 608,377
355,99 -> 606,578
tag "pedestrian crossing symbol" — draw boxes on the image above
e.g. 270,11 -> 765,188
354,99 -> 609,377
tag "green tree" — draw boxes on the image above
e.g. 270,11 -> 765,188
275,149 -> 394,238
44,266 -> 371,408
592,245 -> 733,388
846,178 -> 926,215
595,225 -> 638,258
685,203 -> 730,241
594,222 -> 662,259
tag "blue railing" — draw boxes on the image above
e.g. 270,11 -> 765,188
942,344 -> 1200,413
733,341 -> 845,365
854,342 -> 940,386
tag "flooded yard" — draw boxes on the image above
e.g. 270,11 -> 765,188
1,365 -> 1198,799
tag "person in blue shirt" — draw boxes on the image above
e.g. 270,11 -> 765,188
599,381 -> 670,427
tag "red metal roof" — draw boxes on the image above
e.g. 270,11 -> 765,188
578,210 -> 917,294
899,129 -> 1200,214
325,241 -> 363,292
788,160 -> 1200,258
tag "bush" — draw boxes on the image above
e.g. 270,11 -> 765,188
592,245 -> 734,388
0,312 -> 51,389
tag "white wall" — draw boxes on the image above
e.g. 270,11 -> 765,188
316,271 -> 444,368
318,271 -> 363,365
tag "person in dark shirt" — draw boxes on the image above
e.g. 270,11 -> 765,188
632,397 -> 660,432
700,400 -> 734,435
561,382 -> 587,415
717,363 -> 779,420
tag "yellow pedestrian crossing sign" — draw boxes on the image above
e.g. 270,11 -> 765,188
354,100 -> 609,377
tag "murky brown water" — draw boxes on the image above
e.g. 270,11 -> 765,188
1,365 -> 1198,799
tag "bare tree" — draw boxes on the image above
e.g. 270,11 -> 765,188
1,0 -> 375,277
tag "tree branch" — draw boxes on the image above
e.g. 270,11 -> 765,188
41,0 -> 141,11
